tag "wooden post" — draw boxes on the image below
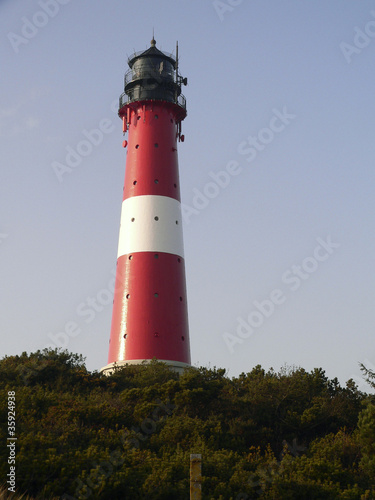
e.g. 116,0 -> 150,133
190,454 -> 202,500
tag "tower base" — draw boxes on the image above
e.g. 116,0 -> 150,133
100,359 -> 191,376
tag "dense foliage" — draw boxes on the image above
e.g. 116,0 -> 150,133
0,349 -> 374,499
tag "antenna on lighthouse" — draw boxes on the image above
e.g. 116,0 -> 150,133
176,40 -> 179,87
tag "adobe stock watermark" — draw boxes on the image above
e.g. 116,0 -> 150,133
340,11 -> 375,63
236,438 -> 306,499
7,0 -> 73,54
0,233 -> 9,244
51,100 -> 117,183
182,106 -> 296,224
213,0 -> 243,22
62,398 -> 176,499
17,358 -> 50,386
42,265 -> 127,355
223,236 -> 340,353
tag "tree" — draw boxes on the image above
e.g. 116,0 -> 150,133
360,363 -> 375,390
357,403 -> 375,479
0,349 -> 373,498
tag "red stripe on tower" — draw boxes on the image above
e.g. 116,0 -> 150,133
101,38 -> 191,374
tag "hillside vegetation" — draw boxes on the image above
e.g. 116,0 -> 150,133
0,349 -> 374,499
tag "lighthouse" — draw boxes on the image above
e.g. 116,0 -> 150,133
101,38 -> 191,374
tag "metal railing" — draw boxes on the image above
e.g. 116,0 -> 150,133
119,91 -> 186,112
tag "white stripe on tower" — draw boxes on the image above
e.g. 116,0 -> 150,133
117,195 -> 184,258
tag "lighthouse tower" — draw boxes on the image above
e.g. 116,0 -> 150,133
101,38 -> 191,374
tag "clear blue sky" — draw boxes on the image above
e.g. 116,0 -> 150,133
1,0 -> 374,390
